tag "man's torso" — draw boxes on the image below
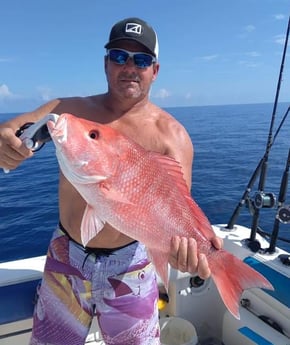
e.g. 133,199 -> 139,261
54,95 -> 176,248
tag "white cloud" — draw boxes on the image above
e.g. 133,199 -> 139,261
0,58 -> 11,62
275,34 -> 285,45
154,88 -> 170,99
36,86 -> 52,101
238,60 -> 259,68
244,25 -> 256,33
245,51 -> 260,57
0,84 -> 12,99
238,25 -> 256,39
274,14 -> 285,20
185,92 -> 192,100
0,84 -> 54,112
202,54 -> 219,61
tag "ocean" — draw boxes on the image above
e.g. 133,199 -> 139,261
1,102 -> 290,263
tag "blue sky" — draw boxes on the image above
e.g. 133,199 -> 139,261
0,0 -> 289,112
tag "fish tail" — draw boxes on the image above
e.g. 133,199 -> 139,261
209,250 -> 274,319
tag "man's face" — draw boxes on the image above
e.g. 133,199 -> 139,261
104,40 -> 159,100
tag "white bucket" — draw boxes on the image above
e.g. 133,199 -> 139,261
159,317 -> 198,345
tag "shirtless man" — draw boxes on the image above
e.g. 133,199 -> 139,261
0,17 -> 221,345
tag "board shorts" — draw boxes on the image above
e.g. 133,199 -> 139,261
29,225 -> 160,345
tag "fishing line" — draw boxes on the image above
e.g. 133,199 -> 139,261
227,16 -> 290,232
249,16 -> 290,242
267,148 -> 290,252
227,105 -> 290,229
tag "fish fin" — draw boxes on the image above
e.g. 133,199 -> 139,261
210,250 -> 274,319
186,197 -> 217,240
99,181 -> 134,205
80,204 -> 105,246
147,248 -> 169,290
149,152 -> 216,240
148,152 -> 190,196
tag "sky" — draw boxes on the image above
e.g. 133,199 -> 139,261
1,0 -> 290,112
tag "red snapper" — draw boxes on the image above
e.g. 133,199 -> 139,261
47,113 -> 273,319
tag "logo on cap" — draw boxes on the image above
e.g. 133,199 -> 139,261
125,23 -> 142,35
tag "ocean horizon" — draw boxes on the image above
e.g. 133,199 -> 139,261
1,102 -> 290,263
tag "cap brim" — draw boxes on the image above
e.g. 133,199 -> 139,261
104,38 -> 156,57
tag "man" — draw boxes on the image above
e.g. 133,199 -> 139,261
0,17 -> 221,345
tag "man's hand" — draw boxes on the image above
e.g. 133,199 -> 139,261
168,235 -> 223,279
0,127 -> 33,171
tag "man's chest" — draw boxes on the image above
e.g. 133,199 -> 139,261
112,121 -> 167,154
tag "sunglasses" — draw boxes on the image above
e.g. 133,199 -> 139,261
107,48 -> 156,69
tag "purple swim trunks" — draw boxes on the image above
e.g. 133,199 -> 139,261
30,226 -> 160,345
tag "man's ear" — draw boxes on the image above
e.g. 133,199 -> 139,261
152,63 -> 160,81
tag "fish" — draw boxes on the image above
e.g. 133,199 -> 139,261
47,113 -> 274,319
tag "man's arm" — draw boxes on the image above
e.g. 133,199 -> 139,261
0,99 -> 61,171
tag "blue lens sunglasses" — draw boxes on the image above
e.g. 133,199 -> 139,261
107,48 -> 156,69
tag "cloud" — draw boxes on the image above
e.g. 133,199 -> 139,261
238,60 -> 258,68
202,54 -> 219,61
238,25 -> 256,39
274,14 -> 286,20
0,84 -> 56,112
0,84 -> 54,103
245,51 -> 260,57
275,34 -> 285,45
0,84 -> 13,99
154,88 -> 170,99
244,25 -> 256,33
0,56 -> 15,63
185,92 -> 192,100
36,86 -> 52,102
0,58 -> 11,63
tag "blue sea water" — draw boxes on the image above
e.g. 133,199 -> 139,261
1,102 -> 290,263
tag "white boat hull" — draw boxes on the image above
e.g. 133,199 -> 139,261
0,224 -> 289,345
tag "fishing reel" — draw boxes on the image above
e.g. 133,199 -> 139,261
3,114 -> 59,173
253,192 -> 276,209
276,205 -> 290,224
15,113 -> 59,151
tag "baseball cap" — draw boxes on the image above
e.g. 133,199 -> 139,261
104,17 -> 159,58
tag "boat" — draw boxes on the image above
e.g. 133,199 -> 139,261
1,18 -> 290,345
1,219 -> 290,345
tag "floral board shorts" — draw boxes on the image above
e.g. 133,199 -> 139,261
29,225 -> 160,345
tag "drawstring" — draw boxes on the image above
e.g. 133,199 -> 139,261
58,221 -> 138,269
82,252 -> 91,269
82,247 -> 114,269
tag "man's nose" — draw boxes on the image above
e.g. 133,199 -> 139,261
124,57 -> 136,68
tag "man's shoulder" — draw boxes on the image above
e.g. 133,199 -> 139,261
58,95 -> 96,105
55,95 -> 104,115
146,103 -> 175,124
154,108 -> 186,134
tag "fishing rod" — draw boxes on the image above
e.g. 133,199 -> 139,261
267,148 -> 290,253
227,105 -> 290,229
227,16 -> 290,234
249,16 -> 290,243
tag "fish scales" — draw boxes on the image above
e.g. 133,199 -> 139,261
48,113 -> 274,319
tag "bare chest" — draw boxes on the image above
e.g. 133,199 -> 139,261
111,120 -> 166,154
64,99 -> 167,154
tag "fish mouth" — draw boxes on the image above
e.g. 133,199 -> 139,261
47,114 -> 68,144
48,115 -> 107,185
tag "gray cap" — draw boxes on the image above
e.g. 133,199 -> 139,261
104,17 -> 159,58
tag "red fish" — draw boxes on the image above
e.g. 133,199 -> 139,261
47,113 -> 273,319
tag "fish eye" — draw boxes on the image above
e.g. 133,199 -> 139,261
89,130 -> 100,140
